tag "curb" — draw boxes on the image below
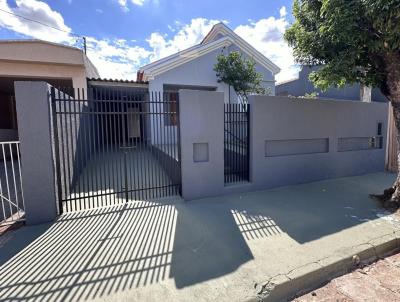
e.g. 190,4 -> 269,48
254,230 -> 400,302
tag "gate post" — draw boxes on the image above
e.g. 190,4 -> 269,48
14,82 -> 58,224
179,90 -> 224,200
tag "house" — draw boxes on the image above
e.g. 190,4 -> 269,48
0,40 -> 99,142
137,22 -> 281,103
276,65 -> 388,102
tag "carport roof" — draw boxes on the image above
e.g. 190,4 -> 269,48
87,77 -> 149,88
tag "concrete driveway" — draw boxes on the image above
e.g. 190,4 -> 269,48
1,172 -> 400,302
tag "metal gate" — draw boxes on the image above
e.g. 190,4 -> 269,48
0,141 -> 25,226
224,103 -> 250,184
51,87 -> 181,213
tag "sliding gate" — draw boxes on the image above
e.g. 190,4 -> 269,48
51,88 -> 181,213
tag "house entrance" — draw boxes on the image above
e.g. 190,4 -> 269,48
50,87 -> 181,213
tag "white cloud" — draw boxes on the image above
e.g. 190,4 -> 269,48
234,15 -> 299,83
117,0 -> 155,11
86,38 -> 150,80
131,0 -> 145,5
0,0 -> 150,79
0,0 -> 72,42
147,18 -> 220,62
279,6 -> 287,18
0,0 -> 298,82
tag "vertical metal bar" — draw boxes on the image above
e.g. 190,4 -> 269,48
1,144 -> 12,216
16,143 -> 25,212
246,104 -> 250,181
176,93 -> 182,195
62,91 -> 71,211
118,89 -> 125,203
132,91 -> 139,201
147,92 -> 155,199
99,89 -> 108,206
236,104 -> 239,182
151,92 -> 159,198
224,103 -> 226,184
80,88 -> 89,206
124,149 -> 128,203
58,90 -> 67,211
146,93 -> 154,199
105,89 -> 114,205
136,92 -> 143,200
112,89 -> 119,204
141,93 -> 149,200
143,94 -> 151,199
50,88 -> 63,214
95,89 -> 104,208
126,89 -> 133,202
159,91 -> 166,197
91,90 -> 99,208
0,161 -> 5,221
8,143 -> 19,219
87,88 -> 95,210
67,91 -> 77,210
166,92 -> 173,196
74,89 -> 82,204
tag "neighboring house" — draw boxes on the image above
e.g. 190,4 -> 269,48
0,40 -> 99,142
276,65 -> 388,102
137,22 -> 281,104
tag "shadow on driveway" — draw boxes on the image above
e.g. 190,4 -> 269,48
0,172 -> 395,301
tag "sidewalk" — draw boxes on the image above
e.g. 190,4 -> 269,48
0,172 -> 400,302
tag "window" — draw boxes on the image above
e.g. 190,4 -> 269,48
164,92 -> 178,126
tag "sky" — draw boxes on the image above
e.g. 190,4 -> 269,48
0,0 -> 299,83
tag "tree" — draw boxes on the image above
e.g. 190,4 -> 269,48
214,51 -> 268,103
285,0 -> 400,208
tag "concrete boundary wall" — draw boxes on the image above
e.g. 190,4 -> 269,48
248,95 -> 388,192
179,90 -> 224,200
14,82 -> 57,224
179,92 -> 388,200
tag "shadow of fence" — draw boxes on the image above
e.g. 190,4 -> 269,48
0,200 -> 177,302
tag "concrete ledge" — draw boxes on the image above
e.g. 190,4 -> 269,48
256,232 -> 400,302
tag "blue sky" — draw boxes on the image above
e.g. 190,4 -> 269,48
0,0 -> 298,82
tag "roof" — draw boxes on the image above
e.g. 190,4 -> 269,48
276,77 -> 300,86
0,39 -> 100,78
0,39 -> 82,52
87,77 -> 149,88
139,22 -> 281,81
202,23 -> 280,74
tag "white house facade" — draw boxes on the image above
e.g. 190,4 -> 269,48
137,23 -> 281,103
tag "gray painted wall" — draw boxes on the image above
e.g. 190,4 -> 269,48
248,96 -> 387,192
179,91 -> 388,200
276,66 -> 388,102
179,90 -> 224,200
14,82 -> 57,224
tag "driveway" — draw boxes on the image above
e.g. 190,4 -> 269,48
64,145 -> 180,212
1,172 -> 400,302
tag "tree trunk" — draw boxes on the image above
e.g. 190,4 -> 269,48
371,52 -> 400,210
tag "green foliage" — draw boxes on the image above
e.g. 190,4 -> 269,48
304,91 -> 319,98
214,51 -> 268,100
284,0 -> 400,95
